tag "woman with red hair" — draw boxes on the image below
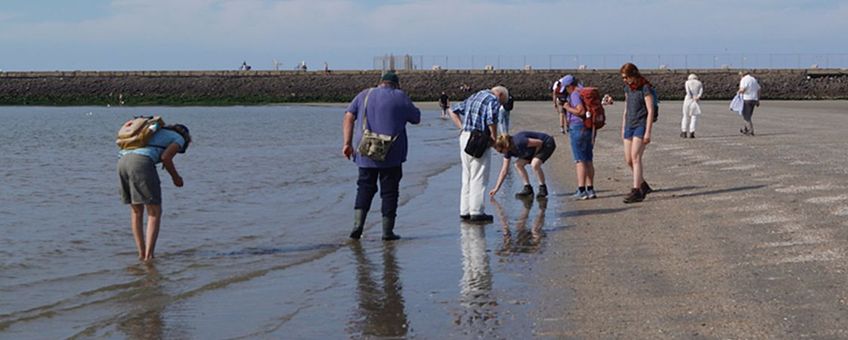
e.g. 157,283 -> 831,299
619,63 -> 656,203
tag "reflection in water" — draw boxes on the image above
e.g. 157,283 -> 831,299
348,242 -> 409,338
492,197 -> 546,256
118,263 -> 166,340
456,224 -> 497,334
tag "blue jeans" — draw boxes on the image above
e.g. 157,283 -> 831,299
355,166 -> 403,218
568,124 -> 594,162
623,124 -> 646,140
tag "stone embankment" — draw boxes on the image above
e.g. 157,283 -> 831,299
1,69 -> 846,105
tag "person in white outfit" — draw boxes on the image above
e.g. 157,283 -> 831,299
681,74 -> 703,138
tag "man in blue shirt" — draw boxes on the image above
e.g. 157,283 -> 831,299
342,71 -> 421,240
449,85 -> 509,223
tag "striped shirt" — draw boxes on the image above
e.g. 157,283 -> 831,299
451,90 -> 500,132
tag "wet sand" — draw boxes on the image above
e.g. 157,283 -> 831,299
496,100 -> 848,338
3,101 -> 846,337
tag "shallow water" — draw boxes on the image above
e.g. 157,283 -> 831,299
0,105 -> 567,338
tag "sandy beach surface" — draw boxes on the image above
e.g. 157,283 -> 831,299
486,99 -> 848,338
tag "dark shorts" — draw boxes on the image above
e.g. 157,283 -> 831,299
118,154 -> 161,205
742,100 -> 758,121
568,124 -> 594,162
623,124 -> 646,140
532,138 -> 557,163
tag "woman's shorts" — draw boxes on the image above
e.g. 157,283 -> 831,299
623,124 -> 647,140
531,138 -> 556,163
118,153 -> 161,205
568,124 -> 594,162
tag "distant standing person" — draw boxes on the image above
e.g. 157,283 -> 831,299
342,71 -> 421,240
450,86 -> 510,223
552,76 -> 570,134
117,123 -> 191,261
738,71 -> 760,136
497,94 -> 514,135
439,92 -> 450,118
682,73 -> 704,138
619,63 -> 656,203
560,75 -> 597,199
489,132 -> 556,199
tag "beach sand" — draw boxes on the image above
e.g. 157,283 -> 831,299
496,100 -> 848,338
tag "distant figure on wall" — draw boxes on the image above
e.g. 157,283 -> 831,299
240,61 -> 252,71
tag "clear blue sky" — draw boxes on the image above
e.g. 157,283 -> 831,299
1,0 -> 847,70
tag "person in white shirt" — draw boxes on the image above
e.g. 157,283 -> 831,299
551,77 -> 569,134
738,71 -> 760,136
681,74 -> 703,138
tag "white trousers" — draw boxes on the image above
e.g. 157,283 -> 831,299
681,99 -> 701,132
459,131 -> 491,215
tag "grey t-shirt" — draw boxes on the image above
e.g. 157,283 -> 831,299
624,84 -> 652,128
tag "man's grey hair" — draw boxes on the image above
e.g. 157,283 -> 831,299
491,85 -> 509,104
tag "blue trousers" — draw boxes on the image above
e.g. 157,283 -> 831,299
355,166 -> 403,218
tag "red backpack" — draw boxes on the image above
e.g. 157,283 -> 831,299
578,87 -> 606,130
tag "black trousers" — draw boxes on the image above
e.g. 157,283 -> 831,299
742,100 -> 758,133
355,166 -> 403,218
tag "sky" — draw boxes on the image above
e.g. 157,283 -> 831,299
1,0 -> 847,71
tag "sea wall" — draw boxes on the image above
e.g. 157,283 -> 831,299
1,69 -> 846,105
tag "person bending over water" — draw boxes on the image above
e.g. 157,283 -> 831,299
489,132 -> 556,199
117,123 -> 191,261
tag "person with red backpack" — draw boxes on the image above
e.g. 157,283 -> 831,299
560,75 -> 598,200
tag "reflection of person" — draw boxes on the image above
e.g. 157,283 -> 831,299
619,63 -> 655,203
682,73 -> 703,138
459,224 -> 493,306
343,71 -> 421,240
560,75 -> 597,200
439,92 -> 450,118
738,71 -> 761,136
119,264 -> 165,339
492,197 -> 545,256
490,132 -> 556,199
450,86 -> 510,223
349,242 -> 409,338
118,124 -> 191,261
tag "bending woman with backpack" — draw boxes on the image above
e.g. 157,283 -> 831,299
117,122 -> 191,261
560,74 -> 597,200
489,132 -> 556,199
619,63 -> 656,203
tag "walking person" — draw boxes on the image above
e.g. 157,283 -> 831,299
439,92 -> 450,119
682,73 -> 703,138
738,71 -> 761,136
619,63 -> 656,203
489,132 -> 556,199
342,71 -> 421,240
560,75 -> 597,199
450,86 -> 510,223
117,123 -> 191,261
